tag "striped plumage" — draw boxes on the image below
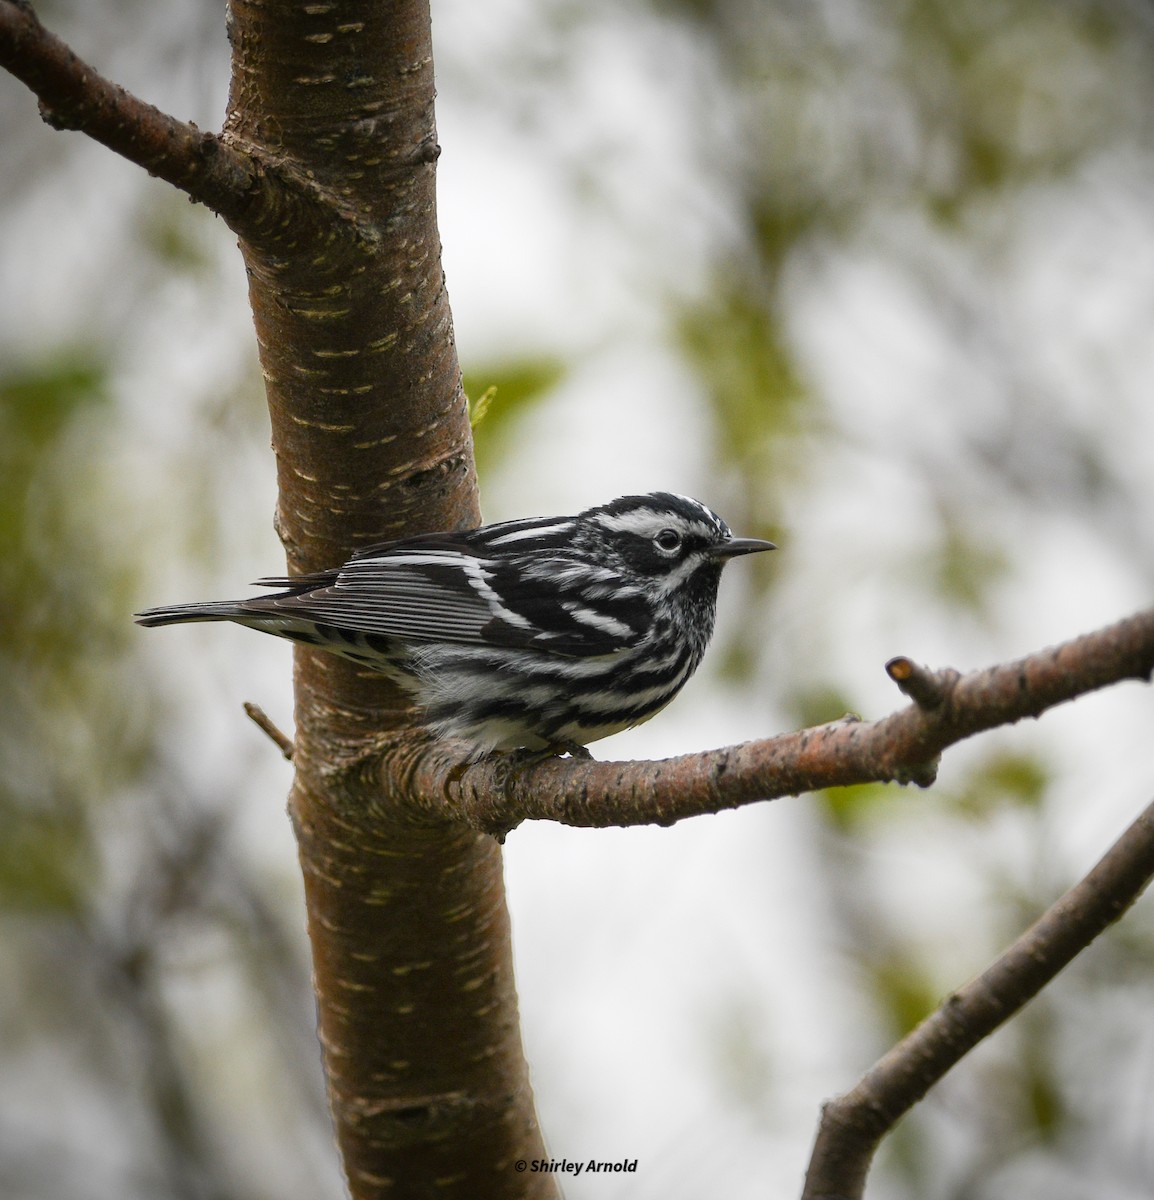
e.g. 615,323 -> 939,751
136,493 -> 774,756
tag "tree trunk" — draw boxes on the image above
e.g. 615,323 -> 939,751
223,1 -> 554,1194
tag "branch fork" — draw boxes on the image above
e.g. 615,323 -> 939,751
0,0 -> 395,254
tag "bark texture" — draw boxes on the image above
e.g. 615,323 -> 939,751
221,3 -> 553,1195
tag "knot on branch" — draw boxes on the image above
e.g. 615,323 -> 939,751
893,757 -> 940,789
408,137 -> 441,165
290,726 -> 460,831
372,733 -> 529,840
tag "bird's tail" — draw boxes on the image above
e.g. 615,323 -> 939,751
134,601 -> 251,628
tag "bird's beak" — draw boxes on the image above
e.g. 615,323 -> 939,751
712,537 -> 776,559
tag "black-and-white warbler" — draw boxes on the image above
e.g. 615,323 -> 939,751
136,492 -> 774,756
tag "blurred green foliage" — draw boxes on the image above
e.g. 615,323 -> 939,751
818,780 -> 896,834
954,750 -> 1050,817
138,195 -> 218,273
462,357 -> 565,472
928,511 -> 1011,616
0,355 -> 115,913
868,950 -> 943,1038
679,284 -> 813,515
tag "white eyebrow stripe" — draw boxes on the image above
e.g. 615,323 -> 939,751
592,511 -> 672,538
592,510 -> 716,540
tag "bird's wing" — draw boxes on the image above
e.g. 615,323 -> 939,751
252,548 -> 649,657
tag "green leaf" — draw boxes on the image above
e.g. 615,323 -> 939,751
467,384 -> 497,428
461,358 -> 565,470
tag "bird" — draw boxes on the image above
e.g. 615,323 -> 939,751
135,492 -> 774,757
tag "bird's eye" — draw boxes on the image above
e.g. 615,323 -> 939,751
654,528 -> 682,553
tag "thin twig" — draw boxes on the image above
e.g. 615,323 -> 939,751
801,795 -> 1154,1200
244,702 -> 295,761
885,657 -> 955,708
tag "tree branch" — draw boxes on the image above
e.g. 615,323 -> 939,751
0,0 -> 367,251
401,607 -> 1154,838
800,793 -> 1154,1200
